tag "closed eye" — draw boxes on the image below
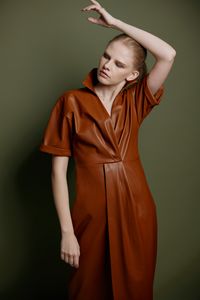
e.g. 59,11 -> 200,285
103,52 -> 125,68
103,53 -> 109,59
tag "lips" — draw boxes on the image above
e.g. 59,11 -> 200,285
100,70 -> 109,78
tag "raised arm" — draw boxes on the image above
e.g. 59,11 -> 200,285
81,0 -> 176,95
112,20 -> 176,95
51,156 -> 80,268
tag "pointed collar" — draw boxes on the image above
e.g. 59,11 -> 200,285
82,67 -> 137,93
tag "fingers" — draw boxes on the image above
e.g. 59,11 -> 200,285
73,255 -> 79,268
61,251 -> 80,268
81,5 -> 99,12
87,17 -> 98,24
81,0 -> 104,13
61,251 -> 65,260
90,0 -> 100,4
90,0 -> 103,7
68,254 -> 74,265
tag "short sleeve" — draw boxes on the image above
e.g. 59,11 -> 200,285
39,94 -> 74,156
131,73 -> 165,125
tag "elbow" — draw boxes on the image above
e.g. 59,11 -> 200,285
167,49 -> 177,61
156,48 -> 176,62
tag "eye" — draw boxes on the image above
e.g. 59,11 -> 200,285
102,53 -> 124,68
116,63 -> 124,68
103,53 -> 109,59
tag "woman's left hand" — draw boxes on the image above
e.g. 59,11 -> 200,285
81,0 -> 117,28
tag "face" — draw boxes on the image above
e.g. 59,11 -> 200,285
97,40 -> 139,87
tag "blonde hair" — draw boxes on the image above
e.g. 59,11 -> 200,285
107,33 -> 148,82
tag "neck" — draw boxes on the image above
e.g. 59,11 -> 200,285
94,80 -> 126,102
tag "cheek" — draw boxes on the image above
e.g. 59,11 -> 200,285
113,70 -> 127,83
100,57 -> 105,65
115,69 -> 125,78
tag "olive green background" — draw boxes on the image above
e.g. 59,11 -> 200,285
0,0 -> 199,299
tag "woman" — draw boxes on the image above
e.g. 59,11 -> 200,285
39,0 -> 176,299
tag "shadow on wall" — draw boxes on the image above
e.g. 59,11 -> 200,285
1,148 -> 76,299
155,251 -> 200,300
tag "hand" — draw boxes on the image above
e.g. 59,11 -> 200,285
81,0 -> 117,28
60,231 -> 80,268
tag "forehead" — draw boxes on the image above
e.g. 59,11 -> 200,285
105,40 -> 133,63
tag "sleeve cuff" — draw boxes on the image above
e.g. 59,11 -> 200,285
39,144 -> 72,156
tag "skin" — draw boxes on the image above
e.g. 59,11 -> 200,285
94,40 -> 139,116
51,157 -> 80,268
51,0 -> 176,269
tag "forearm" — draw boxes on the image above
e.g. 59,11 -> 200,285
113,18 -> 176,60
51,171 -> 74,234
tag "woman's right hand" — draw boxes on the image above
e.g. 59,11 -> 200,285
60,231 -> 80,268
81,0 -> 117,28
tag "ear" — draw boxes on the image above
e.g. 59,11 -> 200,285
126,70 -> 139,82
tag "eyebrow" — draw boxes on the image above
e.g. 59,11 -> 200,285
104,51 -> 127,66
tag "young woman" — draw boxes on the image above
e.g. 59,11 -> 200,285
39,0 -> 176,299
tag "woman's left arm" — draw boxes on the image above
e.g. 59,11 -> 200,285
81,0 -> 176,95
113,19 -> 176,95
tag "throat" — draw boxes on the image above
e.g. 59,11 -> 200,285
95,91 -> 120,118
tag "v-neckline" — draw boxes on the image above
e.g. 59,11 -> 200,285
94,90 -> 121,119
82,67 -> 136,119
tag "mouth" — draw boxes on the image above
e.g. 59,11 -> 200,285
99,69 -> 110,78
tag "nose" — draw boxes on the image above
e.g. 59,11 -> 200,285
104,60 -> 111,70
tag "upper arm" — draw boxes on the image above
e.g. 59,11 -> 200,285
51,155 -> 70,174
147,55 -> 176,95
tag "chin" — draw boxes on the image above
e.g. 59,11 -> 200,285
97,73 -> 107,83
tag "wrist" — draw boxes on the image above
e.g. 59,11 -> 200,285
61,228 -> 74,235
112,18 -> 123,30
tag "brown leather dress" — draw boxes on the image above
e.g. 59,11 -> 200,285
39,67 -> 165,300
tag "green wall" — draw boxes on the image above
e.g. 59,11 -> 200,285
0,0 -> 199,299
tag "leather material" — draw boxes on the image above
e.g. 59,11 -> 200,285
39,67 -> 165,300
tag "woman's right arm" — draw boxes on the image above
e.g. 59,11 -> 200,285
51,156 -> 80,268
